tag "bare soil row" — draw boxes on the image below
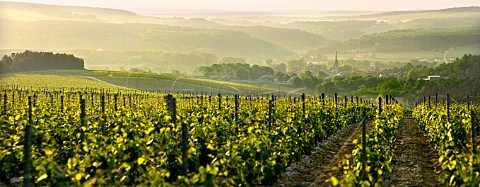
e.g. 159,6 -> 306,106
272,118 -> 442,187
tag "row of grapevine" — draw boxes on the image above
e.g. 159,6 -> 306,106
0,74 -> 131,90
413,101 -> 479,186
333,98 -> 404,186
0,88 -> 373,186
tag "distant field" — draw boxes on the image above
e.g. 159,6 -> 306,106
84,71 -> 277,94
0,70 -> 278,95
0,73 -> 130,90
231,79 -> 307,95
324,49 -> 479,63
446,44 -> 480,58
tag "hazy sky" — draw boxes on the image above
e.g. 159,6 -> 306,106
4,0 -> 480,12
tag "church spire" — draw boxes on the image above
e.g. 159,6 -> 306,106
334,51 -> 338,67
330,50 -> 340,75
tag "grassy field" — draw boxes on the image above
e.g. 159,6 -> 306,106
0,70 -> 281,95
324,49 -> 477,64
324,51 -> 443,63
231,79 -> 308,95
0,73 -> 130,90
446,44 -> 480,59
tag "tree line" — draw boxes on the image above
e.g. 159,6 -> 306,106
195,54 -> 480,98
310,27 -> 480,54
196,57 -> 274,81
317,54 -> 480,97
0,50 -> 84,73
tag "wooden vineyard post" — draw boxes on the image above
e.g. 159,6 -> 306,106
101,94 -> 106,134
180,103 -> 188,184
32,93 -> 37,107
435,93 -> 438,106
180,101 -> 188,184
268,99 -> 273,132
344,95 -> 347,107
165,95 -> 187,182
428,95 -> 431,108
12,92 -> 14,111
165,95 -> 177,124
302,93 -> 306,118
334,93 -> 338,107
467,95 -> 470,110
50,94 -> 54,107
249,95 -> 252,107
128,95 -> 133,108
23,96 -> 33,187
114,94 -> 118,111
321,93 -> 325,104
378,97 -> 382,116
301,93 -> 306,134
234,95 -> 239,127
60,95 -> 64,113
3,93 -> 6,115
472,111 -> 476,155
447,93 -> 450,122
218,93 -> 221,110
361,114 -> 367,180
80,98 -> 86,143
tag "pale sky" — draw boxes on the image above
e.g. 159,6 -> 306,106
4,0 -> 480,12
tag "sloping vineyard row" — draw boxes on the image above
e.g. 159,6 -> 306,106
333,100 -> 403,186
0,88 -> 373,186
413,102 -> 480,186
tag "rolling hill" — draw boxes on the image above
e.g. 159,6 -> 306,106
0,70 -> 278,94
159,18 -> 330,51
0,1 -> 144,22
0,2 -> 328,55
1,2 -> 479,73
307,27 -> 480,55
1,18 -> 294,59
264,7 -> 480,42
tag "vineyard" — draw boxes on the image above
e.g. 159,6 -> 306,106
1,1 -> 480,186
0,74 -> 130,90
0,85 -> 479,186
413,97 -> 480,186
0,86 -> 371,186
0,70 -> 277,94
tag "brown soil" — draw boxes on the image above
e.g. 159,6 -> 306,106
383,119 -> 442,187
270,120 -> 366,187
270,118 -> 442,187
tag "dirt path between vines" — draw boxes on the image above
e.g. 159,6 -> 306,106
384,119 -> 442,187
271,120 -> 367,187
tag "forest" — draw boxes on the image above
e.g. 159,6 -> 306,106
195,54 -> 480,97
196,57 -> 274,80
1,2 -> 479,74
308,27 -> 480,54
316,54 -> 480,96
0,50 -> 84,73
1,2 -> 480,186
